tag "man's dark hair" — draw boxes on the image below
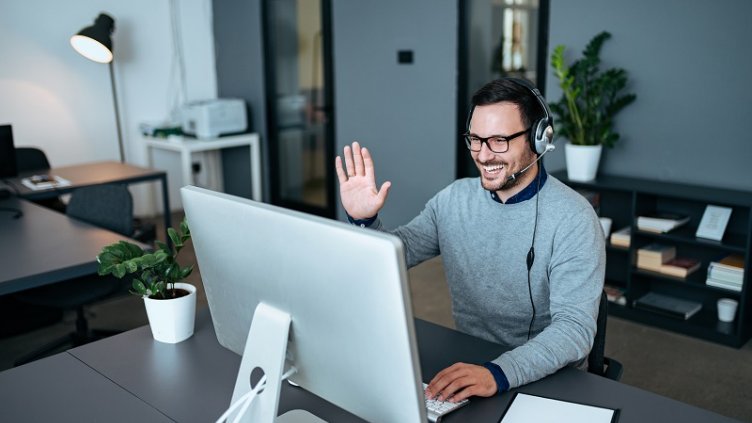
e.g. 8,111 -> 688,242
468,78 -> 545,131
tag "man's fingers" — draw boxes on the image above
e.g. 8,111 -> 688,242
437,375 -> 472,401
352,142 -> 365,176
343,145 -> 355,176
362,147 -> 375,178
335,156 -> 348,183
377,181 -> 391,202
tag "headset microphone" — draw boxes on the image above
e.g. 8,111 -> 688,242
506,143 -> 555,183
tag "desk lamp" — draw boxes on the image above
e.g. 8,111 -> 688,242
70,13 -> 125,163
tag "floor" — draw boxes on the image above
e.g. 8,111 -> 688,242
1,216 -> 751,422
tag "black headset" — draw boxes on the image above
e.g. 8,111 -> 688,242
466,77 -> 554,156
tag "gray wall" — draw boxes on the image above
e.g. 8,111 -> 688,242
332,0 -> 458,226
213,0 -> 270,200
545,0 -> 752,191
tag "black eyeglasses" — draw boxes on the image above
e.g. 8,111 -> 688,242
463,127 -> 531,153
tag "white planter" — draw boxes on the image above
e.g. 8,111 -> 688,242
565,143 -> 603,181
143,282 -> 197,344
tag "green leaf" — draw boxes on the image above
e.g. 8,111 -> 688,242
113,263 -> 127,279
168,228 -> 181,248
180,265 -> 194,279
132,279 -> 147,295
549,31 -> 635,148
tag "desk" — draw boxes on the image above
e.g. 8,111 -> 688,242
0,198 -> 141,295
145,134 -> 262,205
59,310 -> 738,423
0,353 -> 171,422
8,161 -> 171,235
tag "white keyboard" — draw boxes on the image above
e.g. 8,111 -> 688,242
423,383 -> 469,422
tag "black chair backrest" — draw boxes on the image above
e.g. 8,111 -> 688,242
67,184 -> 134,236
588,291 -> 608,375
15,147 -> 51,173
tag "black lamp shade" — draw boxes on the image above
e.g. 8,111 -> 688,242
70,13 -> 115,64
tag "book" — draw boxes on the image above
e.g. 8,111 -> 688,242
659,257 -> 701,278
633,292 -> 702,320
706,277 -> 742,292
715,254 -> 744,271
636,243 -> 676,264
707,254 -> 744,284
707,265 -> 744,284
603,284 -> 627,306
609,226 -> 631,248
20,174 -> 71,191
635,258 -> 664,273
637,212 -> 690,233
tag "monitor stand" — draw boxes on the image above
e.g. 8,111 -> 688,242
230,302 -> 327,423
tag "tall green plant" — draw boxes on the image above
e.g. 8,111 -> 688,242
96,218 -> 193,299
550,31 -> 636,147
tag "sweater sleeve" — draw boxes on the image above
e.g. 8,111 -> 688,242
386,195 -> 442,268
491,208 -> 605,388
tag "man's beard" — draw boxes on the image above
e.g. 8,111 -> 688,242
480,172 -> 524,192
478,150 -> 537,193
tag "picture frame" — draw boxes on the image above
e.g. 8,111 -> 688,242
695,205 -> 732,241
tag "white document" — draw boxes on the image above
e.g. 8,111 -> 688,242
500,393 -> 618,423
695,205 -> 732,241
20,175 -> 71,191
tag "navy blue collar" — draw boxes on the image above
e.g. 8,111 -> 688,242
489,162 -> 547,204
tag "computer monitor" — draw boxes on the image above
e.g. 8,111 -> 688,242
181,186 -> 426,422
0,125 -> 18,178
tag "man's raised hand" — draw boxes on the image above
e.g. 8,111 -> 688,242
335,141 -> 391,220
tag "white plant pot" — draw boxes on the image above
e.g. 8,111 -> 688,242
565,143 -> 603,182
143,282 -> 197,344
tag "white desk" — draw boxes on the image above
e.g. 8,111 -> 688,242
145,134 -> 262,206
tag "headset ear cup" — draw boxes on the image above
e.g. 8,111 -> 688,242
533,120 -> 553,155
532,120 -> 545,154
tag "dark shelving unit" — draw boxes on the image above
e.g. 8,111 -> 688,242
554,171 -> 752,347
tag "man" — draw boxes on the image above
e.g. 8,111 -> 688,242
335,78 -> 605,402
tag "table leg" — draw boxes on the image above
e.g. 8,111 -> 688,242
250,137 -> 262,201
160,174 -> 172,240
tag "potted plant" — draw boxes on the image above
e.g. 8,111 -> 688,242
550,31 -> 636,181
96,218 -> 197,343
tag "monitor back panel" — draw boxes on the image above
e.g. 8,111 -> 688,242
181,186 -> 425,423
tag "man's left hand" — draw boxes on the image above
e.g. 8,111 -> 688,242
424,362 -> 497,402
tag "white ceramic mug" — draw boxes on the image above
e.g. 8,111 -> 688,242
717,298 -> 738,322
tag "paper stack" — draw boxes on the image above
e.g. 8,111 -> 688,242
637,212 -> 690,233
21,174 -> 71,191
706,254 -> 744,292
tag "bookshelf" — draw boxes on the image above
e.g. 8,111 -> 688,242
553,171 -> 752,347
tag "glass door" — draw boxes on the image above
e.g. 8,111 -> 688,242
457,0 -> 549,178
264,0 -> 336,217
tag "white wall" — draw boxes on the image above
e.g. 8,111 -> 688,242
0,0 -> 217,216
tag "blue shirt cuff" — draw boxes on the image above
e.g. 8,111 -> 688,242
346,213 -> 378,227
482,362 -> 510,394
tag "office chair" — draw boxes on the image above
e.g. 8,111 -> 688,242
14,147 -> 67,213
14,184 -> 135,366
587,290 -> 624,381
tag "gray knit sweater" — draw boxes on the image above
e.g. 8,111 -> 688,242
369,175 -> 605,388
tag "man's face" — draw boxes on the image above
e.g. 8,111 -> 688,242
469,102 -> 537,193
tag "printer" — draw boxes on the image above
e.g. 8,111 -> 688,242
182,99 -> 248,139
